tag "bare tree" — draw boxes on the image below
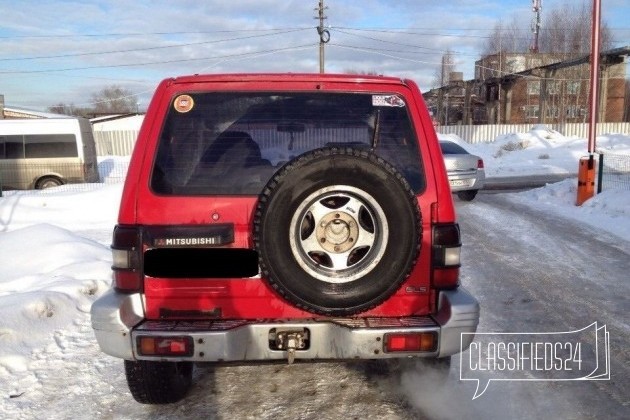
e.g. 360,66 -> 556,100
48,85 -> 139,117
90,85 -> 138,114
47,103 -> 90,118
483,18 -> 529,56
538,2 -> 613,53
482,0 -> 612,55
343,69 -> 380,76
432,49 -> 456,88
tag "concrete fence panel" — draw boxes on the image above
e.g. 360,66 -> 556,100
93,124 -> 630,156
438,122 -> 630,144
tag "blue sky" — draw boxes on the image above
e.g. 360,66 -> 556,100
0,0 -> 628,111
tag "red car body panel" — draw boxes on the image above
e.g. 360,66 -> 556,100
117,73 -> 456,321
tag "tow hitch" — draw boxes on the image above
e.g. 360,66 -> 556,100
269,328 -> 310,364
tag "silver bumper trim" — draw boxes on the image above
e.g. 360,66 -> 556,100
90,289 -> 145,359
91,288 -> 479,361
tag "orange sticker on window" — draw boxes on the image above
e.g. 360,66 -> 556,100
174,94 -> 194,113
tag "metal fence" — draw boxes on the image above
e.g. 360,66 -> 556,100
439,122 -> 630,144
91,124 -> 630,155
598,151 -> 630,192
94,130 -> 139,156
4,123 -> 629,195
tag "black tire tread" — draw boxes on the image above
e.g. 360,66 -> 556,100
254,146 -> 422,316
36,176 -> 63,189
124,360 -> 193,404
457,190 -> 478,201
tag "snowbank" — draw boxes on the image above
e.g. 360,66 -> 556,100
0,127 -> 628,415
441,128 -> 630,178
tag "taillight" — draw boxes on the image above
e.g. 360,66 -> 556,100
432,223 -> 461,289
137,336 -> 194,357
112,225 -> 143,293
477,159 -> 484,169
384,332 -> 437,352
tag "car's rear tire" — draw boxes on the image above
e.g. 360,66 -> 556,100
124,360 -> 193,404
457,190 -> 478,201
254,147 -> 421,316
36,176 -> 63,189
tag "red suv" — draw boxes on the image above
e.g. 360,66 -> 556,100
91,73 -> 479,404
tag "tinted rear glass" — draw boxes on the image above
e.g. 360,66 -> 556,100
439,141 -> 470,155
152,92 -> 425,195
0,134 -> 78,159
0,135 -> 25,159
24,134 -> 78,158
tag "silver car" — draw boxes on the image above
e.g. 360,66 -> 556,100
439,140 -> 485,201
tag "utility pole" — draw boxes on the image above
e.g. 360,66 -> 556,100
315,1 -> 330,73
576,0 -> 601,206
530,0 -> 542,53
498,33 -> 502,123
587,0 -> 601,155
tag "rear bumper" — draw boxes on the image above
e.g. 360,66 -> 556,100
447,171 -> 485,192
91,288 -> 479,361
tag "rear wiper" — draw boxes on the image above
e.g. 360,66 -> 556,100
370,109 -> 381,150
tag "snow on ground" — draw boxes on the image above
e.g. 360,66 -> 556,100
440,125 -> 630,177
0,129 -> 628,416
439,127 -> 630,241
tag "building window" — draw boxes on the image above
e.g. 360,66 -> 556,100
566,105 -> 585,119
526,105 -> 539,119
566,81 -> 580,95
546,106 -> 559,119
488,85 -> 499,101
547,81 -> 561,95
527,81 -> 541,95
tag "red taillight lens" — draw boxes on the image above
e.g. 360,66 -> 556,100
112,225 -> 143,293
432,267 -> 460,288
137,336 -> 194,357
432,223 -> 461,289
384,333 -> 437,352
477,159 -> 484,169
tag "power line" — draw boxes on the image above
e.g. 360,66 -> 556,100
2,24 -> 623,66
334,28 -> 479,57
334,25 -> 630,33
329,44 -> 444,66
0,44 -> 319,75
2,24 -> 627,42
0,29 -> 310,62
0,28 -> 314,39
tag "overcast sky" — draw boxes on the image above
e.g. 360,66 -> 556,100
0,0 -> 628,111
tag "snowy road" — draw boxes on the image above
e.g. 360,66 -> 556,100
2,191 -> 629,419
454,193 -> 630,419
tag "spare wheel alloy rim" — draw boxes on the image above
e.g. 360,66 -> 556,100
289,185 -> 389,283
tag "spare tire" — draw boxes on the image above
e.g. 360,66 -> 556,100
254,147 -> 422,316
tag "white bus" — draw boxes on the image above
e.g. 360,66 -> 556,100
0,118 -> 100,190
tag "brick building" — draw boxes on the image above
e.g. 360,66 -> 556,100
424,46 -> 629,125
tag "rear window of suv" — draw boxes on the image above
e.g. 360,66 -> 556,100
151,92 -> 425,195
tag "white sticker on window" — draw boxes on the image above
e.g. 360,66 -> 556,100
372,95 -> 405,107
174,94 -> 194,113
